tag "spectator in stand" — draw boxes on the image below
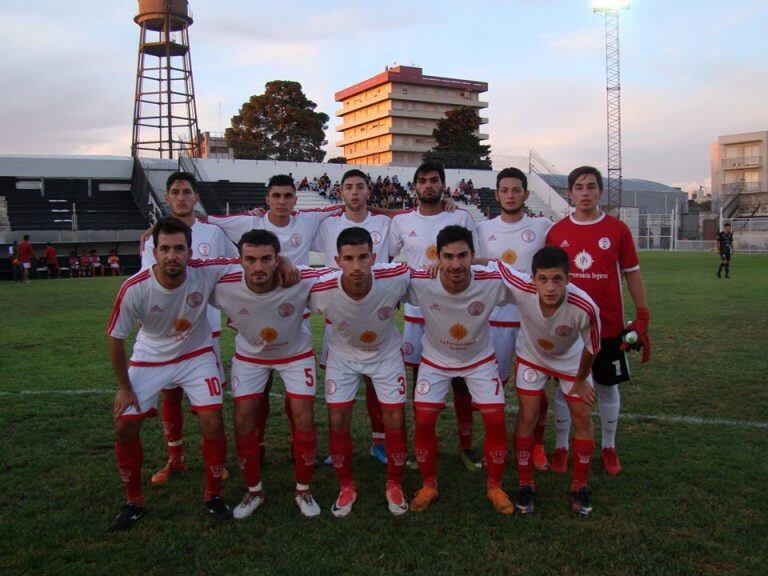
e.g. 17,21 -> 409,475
108,250 -> 121,276
8,241 -> 21,282
80,249 -> 92,277
44,242 -> 60,279
91,250 -> 104,277
18,234 -> 35,284
69,251 -> 80,278
299,177 -> 309,191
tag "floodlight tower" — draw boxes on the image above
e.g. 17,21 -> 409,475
132,0 -> 200,159
593,0 -> 629,212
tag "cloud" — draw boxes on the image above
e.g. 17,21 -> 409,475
541,27 -> 604,57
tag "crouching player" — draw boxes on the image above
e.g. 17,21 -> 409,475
407,225 -> 513,515
107,217 -> 238,530
209,230 -> 322,518
496,246 -> 600,516
309,227 -> 410,517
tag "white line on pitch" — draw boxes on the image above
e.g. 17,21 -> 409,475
2,388 -> 767,430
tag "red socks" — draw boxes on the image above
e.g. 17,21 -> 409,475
161,387 -> 184,463
534,393 -> 548,445
414,407 -> 440,487
292,429 -> 317,485
481,409 -> 508,488
365,381 -> 385,446
571,437 -> 595,491
202,435 -> 227,501
453,379 -> 473,450
384,424 -> 407,485
254,394 -> 270,447
115,439 -> 144,506
235,428 -> 261,489
514,435 -> 535,487
328,428 -> 354,487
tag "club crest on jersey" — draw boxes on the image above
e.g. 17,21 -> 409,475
449,323 -> 468,340
574,250 -> 593,272
416,379 -> 431,395
598,237 -> 611,250
537,338 -> 555,351
359,331 -> 378,344
290,233 -> 302,247
173,318 -> 191,332
260,327 -> 278,342
278,302 -> 295,317
523,368 -> 539,383
377,306 -> 393,320
186,291 -> 203,307
371,231 -> 382,244
401,342 -> 414,355
521,229 -> 536,243
468,301 -> 485,316
501,249 -> 517,265
197,242 -> 211,257
425,244 -> 438,261
555,325 -> 573,337
325,379 -> 337,395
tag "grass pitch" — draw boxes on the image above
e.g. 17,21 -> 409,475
0,252 -> 767,575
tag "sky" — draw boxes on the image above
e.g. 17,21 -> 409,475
1,0 -> 767,193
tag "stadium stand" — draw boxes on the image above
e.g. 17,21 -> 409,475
202,181 -> 267,214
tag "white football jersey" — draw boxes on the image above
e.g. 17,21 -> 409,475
312,211 -> 391,267
210,267 -> 322,361
208,206 -> 342,266
309,263 -> 409,363
106,259 -> 238,364
476,215 -> 552,326
142,219 -> 239,334
405,266 -> 508,369
388,208 -> 476,321
496,262 -> 601,378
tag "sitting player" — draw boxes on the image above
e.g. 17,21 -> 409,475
108,250 -> 121,276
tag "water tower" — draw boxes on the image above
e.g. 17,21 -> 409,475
131,0 -> 200,159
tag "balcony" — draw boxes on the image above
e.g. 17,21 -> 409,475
721,156 -> 761,170
721,182 -> 763,194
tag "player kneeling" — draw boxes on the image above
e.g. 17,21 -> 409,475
309,228 -> 410,517
496,246 -> 600,516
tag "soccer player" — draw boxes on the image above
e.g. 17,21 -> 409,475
43,242 -> 60,279
107,217 -> 237,531
406,225 -> 513,514
476,167 -> 553,471
209,229 -> 322,518
18,234 -> 35,284
108,250 -> 121,276
91,250 -> 104,277
312,169 -> 392,465
389,163 -> 481,471
80,250 -> 92,277
309,227 -> 410,517
142,171 -> 239,485
496,246 -> 601,516
546,166 -> 651,475
716,222 -> 733,279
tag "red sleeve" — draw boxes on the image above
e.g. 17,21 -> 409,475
618,221 -> 639,271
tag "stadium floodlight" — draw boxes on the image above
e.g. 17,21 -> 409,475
593,0 -> 629,212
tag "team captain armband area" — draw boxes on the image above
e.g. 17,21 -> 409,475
1,252 -> 767,574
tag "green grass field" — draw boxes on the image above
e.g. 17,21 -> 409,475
1,252 -> 767,576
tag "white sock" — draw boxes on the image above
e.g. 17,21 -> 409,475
596,383 -> 621,449
248,481 -> 263,493
553,387 -> 571,450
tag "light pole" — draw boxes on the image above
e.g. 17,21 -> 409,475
593,0 -> 630,214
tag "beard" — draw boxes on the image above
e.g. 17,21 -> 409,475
500,204 -> 523,216
418,192 -> 442,205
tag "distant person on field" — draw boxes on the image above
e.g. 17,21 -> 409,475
8,241 -> 21,282
108,250 -> 121,276
80,250 -> 92,277
18,234 -> 35,284
716,223 -> 733,279
69,251 -> 80,278
91,250 -> 104,277
44,242 -> 60,279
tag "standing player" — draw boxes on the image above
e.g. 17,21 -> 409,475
546,166 -> 651,475
18,234 -> 35,284
716,222 -> 733,279
389,163 -> 480,471
43,242 -> 60,279
309,228 -> 410,517
142,171 -> 239,485
476,167 -> 552,470
496,247 -> 600,515
107,217 -> 236,530
312,169 -> 392,465
406,225 -> 513,514
209,230 -> 322,518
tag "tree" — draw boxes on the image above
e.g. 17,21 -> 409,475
326,156 -> 347,164
226,81 -> 329,162
422,106 -> 492,170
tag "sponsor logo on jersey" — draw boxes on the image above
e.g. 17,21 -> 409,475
598,237 -> 611,250
425,244 -> 438,261
555,325 -> 573,337
408,230 -> 418,237
173,317 -> 192,332
488,234 -> 497,241
523,368 -> 539,383
377,306 -> 393,320
560,240 -> 570,248
278,302 -> 295,317
260,326 -> 278,342
325,379 -> 337,395
574,250 -> 593,272
401,341 -> 414,355
359,330 -> 378,344
416,379 -> 431,395
430,302 -> 441,311
521,229 -> 536,243
151,304 -> 163,313
238,308 -> 250,315
290,233 -> 302,247
468,301 -> 485,316
186,291 -> 203,308
371,231 -> 382,244
501,249 -> 518,265
197,242 -> 211,257
537,338 -> 555,350
449,323 -> 468,340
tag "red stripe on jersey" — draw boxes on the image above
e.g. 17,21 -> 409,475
298,204 -> 343,213
235,348 -> 315,366
489,320 -> 521,327
498,264 -> 537,294
209,212 -> 252,218
567,294 -> 601,353
474,271 -> 501,280
299,268 -> 322,279
409,270 -> 431,279
105,269 -> 152,335
189,257 -> 239,268
516,356 -> 577,382
403,315 -> 425,324
218,272 -> 243,284
373,263 -> 409,279
129,346 -> 215,367
310,278 -> 339,292
421,353 -> 497,372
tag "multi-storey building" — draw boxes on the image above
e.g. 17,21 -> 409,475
711,131 -> 768,216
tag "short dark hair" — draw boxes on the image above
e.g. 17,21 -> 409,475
166,171 -> 198,193
436,225 -> 474,254
152,217 -> 192,249
341,169 -> 370,188
23,234 -> 29,241
414,162 -> 445,186
723,222 -> 731,228
496,167 -> 528,191
532,246 -> 570,275
267,174 -> 296,194
337,226 -> 373,254
237,229 -> 281,255
568,166 -> 603,191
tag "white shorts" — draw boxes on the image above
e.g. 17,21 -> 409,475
515,363 -> 594,402
110,263 -> 120,269
231,350 -> 317,402
414,357 -> 505,408
164,334 -> 225,389
401,319 -> 424,367
22,262 -> 31,269
120,350 -> 222,419
490,325 -> 519,383
324,348 -> 407,408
